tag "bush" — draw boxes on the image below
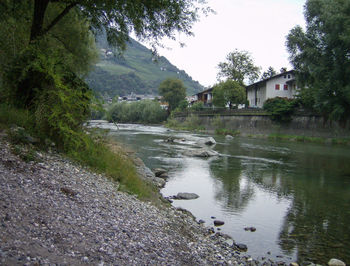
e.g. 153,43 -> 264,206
106,100 -> 167,124
263,97 -> 297,122
190,101 -> 204,111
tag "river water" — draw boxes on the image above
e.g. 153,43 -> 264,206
90,122 -> 350,264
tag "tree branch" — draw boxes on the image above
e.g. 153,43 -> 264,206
41,2 -> 77,37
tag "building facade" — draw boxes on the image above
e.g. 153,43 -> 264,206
246,70 -> 298,108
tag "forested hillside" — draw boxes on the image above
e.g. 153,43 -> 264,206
86,36 -> 203,99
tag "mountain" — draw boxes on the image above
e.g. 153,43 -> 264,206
86,37 -> 204,99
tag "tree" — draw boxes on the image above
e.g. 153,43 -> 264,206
158,78 -> 186,113
1,0 -> 208,107
212,80 -> 246,108
261,66 -> 277,80
217,49 -> 260,85
26,0 -> 208,47
286,0 -> 350,122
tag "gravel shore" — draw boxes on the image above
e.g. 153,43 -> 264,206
0,134 -> 277,265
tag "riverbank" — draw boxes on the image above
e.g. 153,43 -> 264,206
0,131 -> 265,265
166,117 -> 350,146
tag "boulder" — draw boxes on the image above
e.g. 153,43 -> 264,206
234,243 -> 248,251
328,259 -> 346,266
164,137 -> 175,143
225,135 -> 234,140
153,168 -> 167,177
214,220 -> 225,226
185,148 -> 219,158
174,192 -> 199,200
204,137 -> 216,146
159,173 -> 169,179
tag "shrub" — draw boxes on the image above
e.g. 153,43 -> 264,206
106,100 -> 167,124
263,97 -> 297,122
190,101 -> 204,111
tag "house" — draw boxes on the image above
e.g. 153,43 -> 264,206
246,70 -> 298,108
191,87 -> 213,106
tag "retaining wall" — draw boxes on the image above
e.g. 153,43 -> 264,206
174,113 -> 350,138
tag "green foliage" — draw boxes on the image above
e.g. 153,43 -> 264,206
165,115 -> 204,131
212,80 -> 246,108
90,96 -> 106,120
190,101 -> 204,111
215,128 -> 240,136
106,100 -> 167,124
212,115 -> 224,129
69,134 -> 156,199
263,97 -> 297,122
260,66 -> 277,80
286,0 -> 350,122
28,0 -> 209,49
217,49 -> 261,85
158,78 -> 187,112
0,104 -> 156,199
0,104 -> 35,131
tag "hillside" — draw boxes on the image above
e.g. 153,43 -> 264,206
86,37 -> 204,99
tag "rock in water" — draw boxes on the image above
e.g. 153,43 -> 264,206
204,137 -> 216,146
175,192 -> 199,200
185,148 -> 219,158
225,135 -> 234,140
153,168 -> 167,177
159,173 -> 169,179
214,220 -> 224,226
328,259 -> 346,266
235,243 -> 248,251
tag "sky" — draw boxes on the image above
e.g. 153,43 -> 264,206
144,0 -> 306,87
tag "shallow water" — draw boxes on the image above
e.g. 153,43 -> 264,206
89,121 -> 350,264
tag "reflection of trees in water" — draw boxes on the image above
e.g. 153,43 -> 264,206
249,149 -> 350,264
210,139 -> 350,264
211,142 -> 350,264
277,172 -> 350,264
210,156 -> 255,212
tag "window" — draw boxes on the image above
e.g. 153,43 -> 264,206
275,84 -> 280,90
284,84 -> 288,90
284,75 -> 287,78
288,74 -> 291,78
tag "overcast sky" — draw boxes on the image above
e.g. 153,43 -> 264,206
146,0 -> 306,87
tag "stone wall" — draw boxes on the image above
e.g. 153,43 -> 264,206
174,113 -> 350,138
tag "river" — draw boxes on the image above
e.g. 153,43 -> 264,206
90,121 -> 350,264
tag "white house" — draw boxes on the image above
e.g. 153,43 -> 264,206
246,70 -> 298,108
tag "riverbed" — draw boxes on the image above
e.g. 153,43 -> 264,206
90,121 -> 350,265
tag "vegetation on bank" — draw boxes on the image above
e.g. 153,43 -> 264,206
0,1 -> 208,200
0,104 -> 157,200
106,100 -> 167,124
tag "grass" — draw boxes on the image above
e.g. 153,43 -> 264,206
165,115 -> 205,132
0,103 -> 158,202
68,134 -> 158,201
267,133 -> 350,145
215,128 -> 240,136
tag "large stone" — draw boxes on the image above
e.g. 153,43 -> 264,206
225,135 -> 234,140
203,137 -> 216,146
175,192 -> 199,200
153,168 -> 167,177
214,220 -> 225,226
185,148 -> 219,158
235,243 -> 248,251
328,259 -> 346,266
159,173 -> 169,179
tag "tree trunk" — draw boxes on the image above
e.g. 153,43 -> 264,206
30,0 -> 50,42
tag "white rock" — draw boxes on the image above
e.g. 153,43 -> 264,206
328,258 -> 346,266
